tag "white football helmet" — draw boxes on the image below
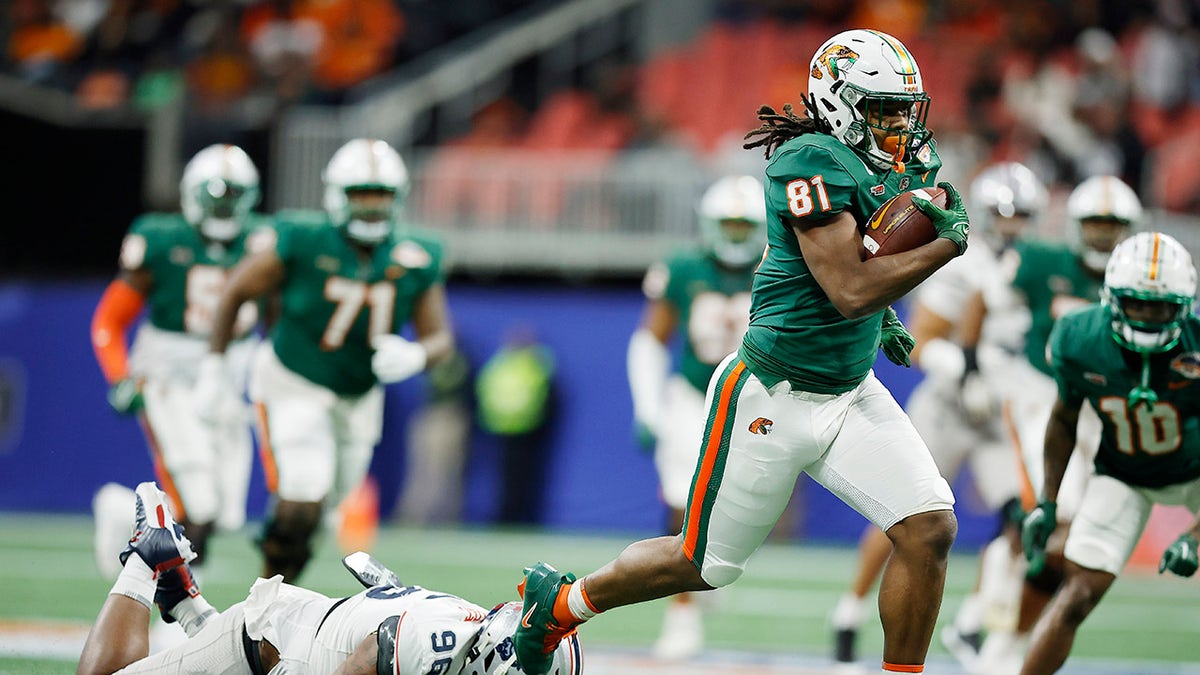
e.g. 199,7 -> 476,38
180,144 -> 260,242
807,29 -> 931,170
463,601 -> 582,675
699,175 -> 768,267
322,138 -> 410,246
968,162 -> 1046,251
1101,232 -> 1196,353
1067,175 -> 1142,273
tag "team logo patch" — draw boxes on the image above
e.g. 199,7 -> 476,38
1171,352 -> 1200,379
898,176 -> 911,190
870,184 -> 886,196
748,417 -> 774,435
814,44 -> 859,80
917,145 -> 932,164
315,255 -> 341,273
1083,372 -> 1108,386
392,241 -> 432,268
169,246 -> 194,265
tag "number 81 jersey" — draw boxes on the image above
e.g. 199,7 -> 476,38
267,211 -> 445,397
1050,305 -> 1200,488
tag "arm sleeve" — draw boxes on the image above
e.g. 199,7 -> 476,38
91,278 -> 146,383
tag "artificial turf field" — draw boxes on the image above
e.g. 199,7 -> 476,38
1,514 -> 1198,674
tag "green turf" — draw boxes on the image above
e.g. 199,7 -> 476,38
1,514 -> 1198,671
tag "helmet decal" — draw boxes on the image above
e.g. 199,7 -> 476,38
813,44 -> 859,81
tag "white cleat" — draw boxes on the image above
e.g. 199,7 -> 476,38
93,483 -> 136,581
653,601 -> 703,661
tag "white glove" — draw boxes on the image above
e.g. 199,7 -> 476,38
371,334 -> 428,384
193,354 -> 231,426
960,370 -> 997,426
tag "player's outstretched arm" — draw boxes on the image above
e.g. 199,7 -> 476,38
792,211 -> 959,319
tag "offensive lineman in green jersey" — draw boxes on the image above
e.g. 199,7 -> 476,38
627,174 -> 764,660
1021,232 -> 1200,674
515,30 -> 970,675
90,144 -> 267,586
199,138 -> 454,582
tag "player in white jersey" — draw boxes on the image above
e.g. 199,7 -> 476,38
78,483 -> 583,675
831,163 -> 1042,670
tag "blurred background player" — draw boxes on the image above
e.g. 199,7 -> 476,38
975,175 -> 1142,671
77,481 -> 584,675
627,174 -> 765,660
1020,232 -> 1200,675
197,138 -> 454,582
831,162 -> 1045,670
90,143 -> 266,586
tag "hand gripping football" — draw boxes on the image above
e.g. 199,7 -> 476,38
862,186 -> 947,259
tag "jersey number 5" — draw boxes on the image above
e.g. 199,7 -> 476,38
786,176 -> 831,217
321,278 -> 396,350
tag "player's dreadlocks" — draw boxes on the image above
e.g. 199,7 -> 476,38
743,94 -> 833,159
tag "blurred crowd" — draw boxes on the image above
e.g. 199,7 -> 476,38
2,0 -> 540,112
5,0 -> 1200,214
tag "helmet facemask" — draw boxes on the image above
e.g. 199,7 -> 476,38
1103,289 -> 1192,354
193,178 -> 258,242
842,88 -> 931,171
340,186 -> 399,246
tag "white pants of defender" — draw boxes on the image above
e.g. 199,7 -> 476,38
656,375 -> 709,510
130,325 -> 255,530
249,343 -> 383,506
1067,473 -> 1200,575
687,354 -> 955,587
908,377 -> 1020,510
1001,359 -> 1100,521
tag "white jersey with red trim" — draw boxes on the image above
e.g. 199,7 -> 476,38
242,575 -> 489,674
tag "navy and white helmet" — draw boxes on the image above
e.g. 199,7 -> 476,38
322,138 -> 410,246
968,162 -> 1046,251
1101,232 -> 1196,353
698,175 -> 768,267
180,144 -> 260,242
463,602 -> 583,675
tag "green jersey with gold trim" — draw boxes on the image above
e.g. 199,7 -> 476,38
120,213 -> 263,337
1050,305 -> 1200,488
267,211 -> 445,397
643,248 -> 755,393
1011,240 -> 1103,376
739,132 -> 942,394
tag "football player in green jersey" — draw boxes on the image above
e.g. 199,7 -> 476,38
90,144 -> 267,587
627,174 -> 764,660
199,138 -> 454,582
1020,232 -> 1200,674
980,175 -> 1142,669
514,29 -> 970,675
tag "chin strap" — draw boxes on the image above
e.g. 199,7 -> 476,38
1128,352 -> 1158,412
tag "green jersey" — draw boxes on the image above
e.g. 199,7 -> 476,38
643,248 -> 755,392
269,211 -> 445,397
120,213 -> 261,337
740,133 -> 942,394
1012,240 -> 1103,375
1050,305 -> 1200,488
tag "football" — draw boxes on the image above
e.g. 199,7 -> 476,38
861,187 -> 947,259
